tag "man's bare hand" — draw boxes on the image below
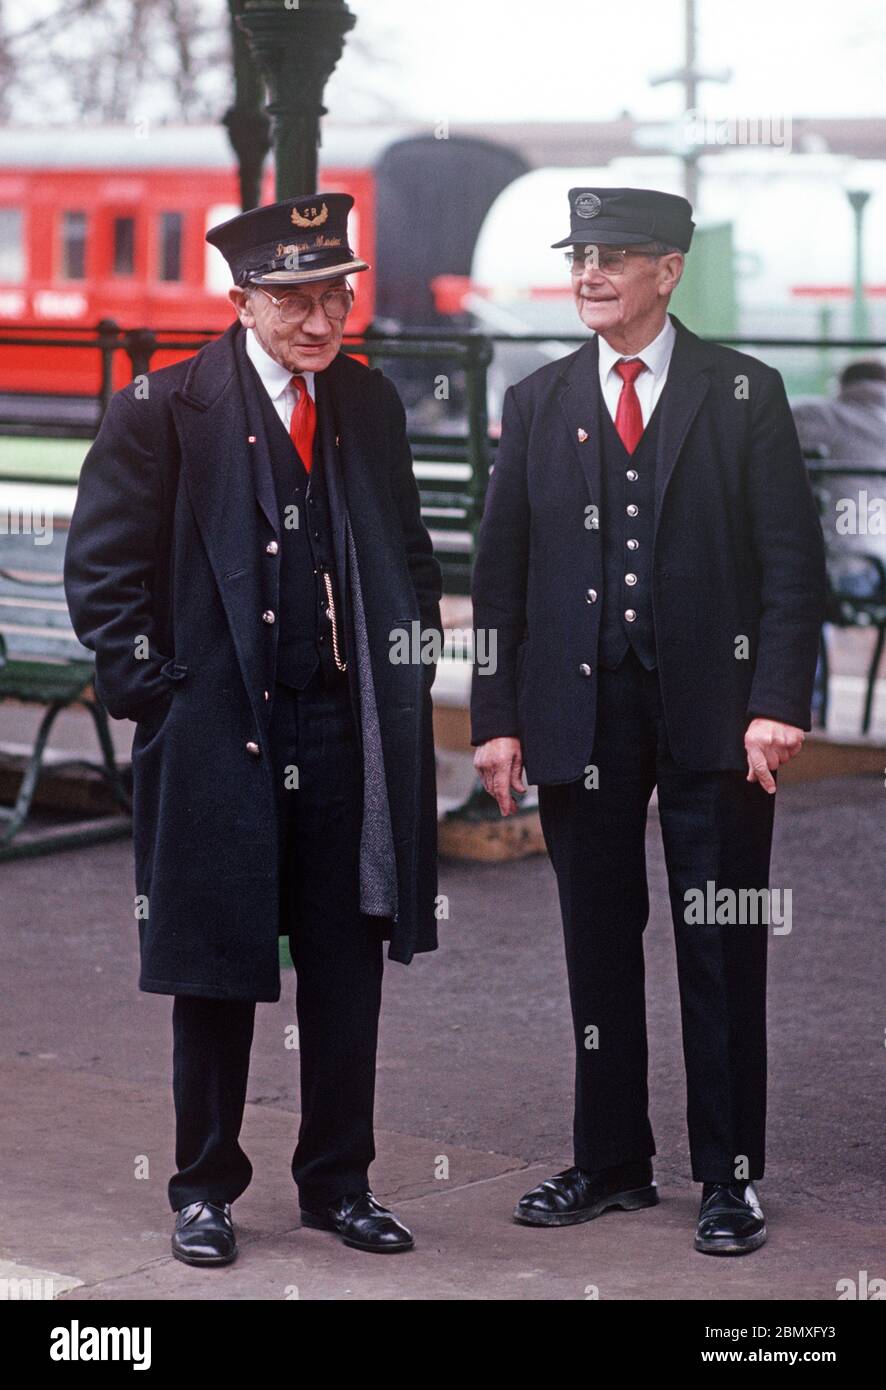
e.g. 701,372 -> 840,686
474,737 -> 526,817
744,718 -> 805,794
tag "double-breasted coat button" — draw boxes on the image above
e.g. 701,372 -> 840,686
627,538 -> 639,550
263,690 -> 269,701
266,540 -> 279,555
579,662 -> 592,676
625,609 -> 637,622
625,573 -> 638,586
246,740 -> 260,755
626,469 -> 638,481
626,503 -> 639,517
262,609 -> 275,623
585,588 -> 598,603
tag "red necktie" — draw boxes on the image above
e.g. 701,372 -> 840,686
289,375 -> 316,473
614,358 -> 647,455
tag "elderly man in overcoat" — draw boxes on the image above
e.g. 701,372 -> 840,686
471,188 -> 826,1254
64,194 -> 443,1262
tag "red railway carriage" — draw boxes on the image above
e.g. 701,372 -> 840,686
0,124 -> 379,397
0,125 -> 528,410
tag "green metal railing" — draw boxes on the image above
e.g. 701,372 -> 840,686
0,321 -> 498,595
2,320 -> 886,605
347,331 -> 493,595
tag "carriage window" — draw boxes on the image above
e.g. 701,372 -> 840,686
113,216 -> 135,276
0,208 -> 24,282
61,211 -> 87,279
158,212 -> 183,281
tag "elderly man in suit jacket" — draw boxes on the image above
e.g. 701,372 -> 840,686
64,195 -> 443,1263
471,188 -> 826,1255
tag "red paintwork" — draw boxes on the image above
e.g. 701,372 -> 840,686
431,274 -> 573,315
790,285 -> 886,297
0,165 -> 376,396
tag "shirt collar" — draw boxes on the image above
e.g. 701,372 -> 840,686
245,328 -> 315,401
597,313 -> 676,384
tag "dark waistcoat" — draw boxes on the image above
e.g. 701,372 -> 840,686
251,369 -> 346,688
598,380 -> 662,671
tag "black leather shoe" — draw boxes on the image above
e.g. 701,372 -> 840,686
514,1161 -> 659,1227
171,1201 -> 237,1266
300,1191 -> 414,1253
695,1181 -> 767,1255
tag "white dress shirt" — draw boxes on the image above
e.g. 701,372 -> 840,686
597,314 -> 676,427
245,328 -> 315,432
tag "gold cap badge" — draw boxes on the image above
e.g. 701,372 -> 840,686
291,202 -> 328,228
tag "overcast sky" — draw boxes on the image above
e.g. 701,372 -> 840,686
5,0 -> 884,128
337,0 -> 886,123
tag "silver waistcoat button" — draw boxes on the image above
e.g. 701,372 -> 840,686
625,573 -> 638,586
627,538 -> 639,550
626,469 -> 638,481
626,504 -> 639,517
625,609 -> 637,622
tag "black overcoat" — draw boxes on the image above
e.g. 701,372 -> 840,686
64,323 -> 443,1001
470,314 -> 827,783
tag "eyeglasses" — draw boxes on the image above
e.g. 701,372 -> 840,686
565,247 -> 662,276
253,284 -> 354,323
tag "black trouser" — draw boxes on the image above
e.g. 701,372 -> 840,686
537,648 -> 775,1183
168,669 -> 385,1214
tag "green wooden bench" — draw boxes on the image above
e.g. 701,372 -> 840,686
351,334 -> 495,599
413,437 -> 480,598
0,530 -> 132,859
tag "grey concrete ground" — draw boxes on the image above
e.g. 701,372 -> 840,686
1,774 -> 884,1301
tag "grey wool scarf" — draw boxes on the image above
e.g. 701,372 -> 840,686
345,515 -> 398,922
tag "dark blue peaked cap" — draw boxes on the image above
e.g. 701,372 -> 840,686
551,187 -> 695,251
206,192 -> 370,286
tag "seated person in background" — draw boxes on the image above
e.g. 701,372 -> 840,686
792,359 -> 886,462
792,359 -> 886,726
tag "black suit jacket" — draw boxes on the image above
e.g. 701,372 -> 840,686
470,315 -> 827,783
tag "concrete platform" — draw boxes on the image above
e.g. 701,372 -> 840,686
1,773 -> 883,1301
2,1055 -> 882,1302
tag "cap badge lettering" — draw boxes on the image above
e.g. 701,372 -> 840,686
291,202 -> 329,228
